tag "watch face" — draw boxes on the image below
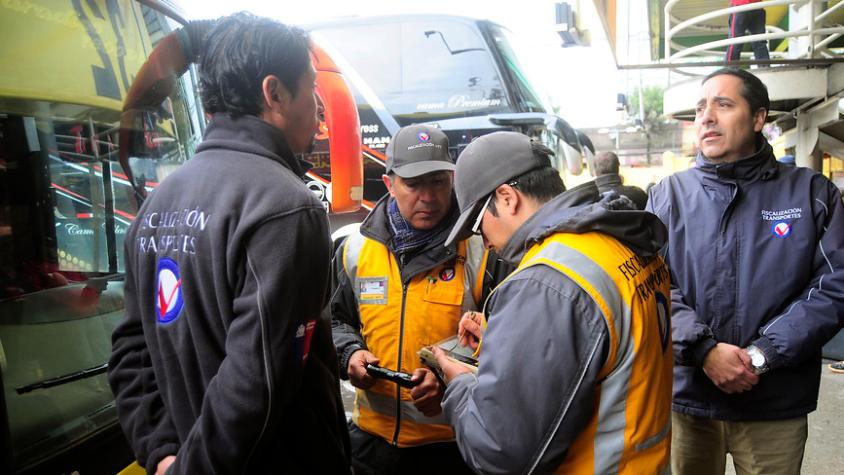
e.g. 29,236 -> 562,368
751,351 -> 765,367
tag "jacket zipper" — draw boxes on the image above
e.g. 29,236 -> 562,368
713,181 -> 739,331
389,248 -> 456,445
392,283 -> 409,445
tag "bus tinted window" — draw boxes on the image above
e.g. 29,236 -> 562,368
0,1 -> 202,470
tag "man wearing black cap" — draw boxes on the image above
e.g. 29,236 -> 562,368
432,131 -> 674,474
331,124 -> 486,474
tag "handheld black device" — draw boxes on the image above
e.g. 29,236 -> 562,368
365,364 -> 417,388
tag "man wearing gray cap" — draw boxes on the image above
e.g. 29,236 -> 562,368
331,124 -> 486,474
432,131 -> 674,474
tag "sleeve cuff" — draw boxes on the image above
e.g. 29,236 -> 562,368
146,443 -> 180,472
689,337 -> 717,367
339,344 -> 364,380
751,336 -> 782,370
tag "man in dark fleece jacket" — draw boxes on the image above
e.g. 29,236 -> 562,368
648,68 -> 844,475
107,13 -> 350,474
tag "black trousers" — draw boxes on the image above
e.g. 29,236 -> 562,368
726,9 -> 770,62
349,422 -> 475,475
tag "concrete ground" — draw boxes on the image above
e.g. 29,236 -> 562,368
342,362 -> 844,473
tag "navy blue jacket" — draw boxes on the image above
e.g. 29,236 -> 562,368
647,139 -> 844,420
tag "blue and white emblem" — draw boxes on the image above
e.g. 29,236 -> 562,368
655,291 -> 670,352
417,131 -> 430,142
155,257 -> 183,324
772,221 -> 792,239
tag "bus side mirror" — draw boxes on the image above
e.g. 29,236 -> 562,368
549,116 -> 584,176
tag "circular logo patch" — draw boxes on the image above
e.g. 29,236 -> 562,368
156,257 -> 184,324
439,268 -> 456,281
417,132 -> 430,142
772,221 -> 792,239
655,291 -> 670,352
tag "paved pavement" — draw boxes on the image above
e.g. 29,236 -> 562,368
342,362 -> 844,473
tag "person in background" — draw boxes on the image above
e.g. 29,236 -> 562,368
725,0 -> 770,63
108,13 -> 350,474
592,150 -> 648,209
648,67 -> 844,475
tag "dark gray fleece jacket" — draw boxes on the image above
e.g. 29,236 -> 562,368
108,114 -> 350,474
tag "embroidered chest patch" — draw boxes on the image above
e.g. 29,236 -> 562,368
771,221 -> 792,239
439,267 -> 456,282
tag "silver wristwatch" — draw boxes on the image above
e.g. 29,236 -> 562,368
746,345 -> 769,375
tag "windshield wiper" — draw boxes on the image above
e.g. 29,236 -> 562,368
424,30 -> 485,55
16,363 -> 108,394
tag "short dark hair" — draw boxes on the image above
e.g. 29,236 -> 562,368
489,141 -> 565,216
593,151 -> 620,176
703,67 -> 769,121
199,12 -> 311,117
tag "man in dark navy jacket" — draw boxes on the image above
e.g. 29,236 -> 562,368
648,67 -> 844,475
108,13 -> 350,475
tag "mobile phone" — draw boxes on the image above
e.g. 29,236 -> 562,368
365,364 -> 418,388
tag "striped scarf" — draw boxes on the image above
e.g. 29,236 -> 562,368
387,198 -> 444,256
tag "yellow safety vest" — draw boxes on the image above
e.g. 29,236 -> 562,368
504,231 -> 673,474
343,234 -> 486,447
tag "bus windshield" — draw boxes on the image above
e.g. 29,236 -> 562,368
314,18 -> 512,121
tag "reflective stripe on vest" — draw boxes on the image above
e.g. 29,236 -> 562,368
506,232 -> 672,475
342,233 -> 485,446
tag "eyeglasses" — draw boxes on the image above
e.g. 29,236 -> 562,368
470,194 -> 493,235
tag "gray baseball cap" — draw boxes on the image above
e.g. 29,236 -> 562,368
385,125 -> 455,178
444,131 -> 549,247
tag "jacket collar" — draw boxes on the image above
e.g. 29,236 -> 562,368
499,181 -> 601,265
499,179 -> 667,266
594,173 -> 623,189
196,113 -> 310,177
695,135 -> 778,183
359,194 -> 462,280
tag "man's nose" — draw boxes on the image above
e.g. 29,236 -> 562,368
418,184 -> 437,201
698,104 -> 715,124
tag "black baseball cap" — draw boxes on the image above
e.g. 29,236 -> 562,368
444,132 -> 549,247
385,125 -> 455,178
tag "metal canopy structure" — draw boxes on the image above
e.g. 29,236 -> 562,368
592,0 -> 844,170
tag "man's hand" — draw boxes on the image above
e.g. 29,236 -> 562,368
155,455 -> 176,475
409,368 -> 444,417
458,311 -> 484,351
432,346 -> 472,385
702,343 -> 759,394
347,350 -> 380,390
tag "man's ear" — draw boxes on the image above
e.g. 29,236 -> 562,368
753,107 -> 767,133
261,75 -> 289,115
495,184 -> 519,215
382,174 -> 396,198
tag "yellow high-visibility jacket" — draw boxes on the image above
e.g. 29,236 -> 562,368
339,229 -> 486,447
444,227 -> 673,474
